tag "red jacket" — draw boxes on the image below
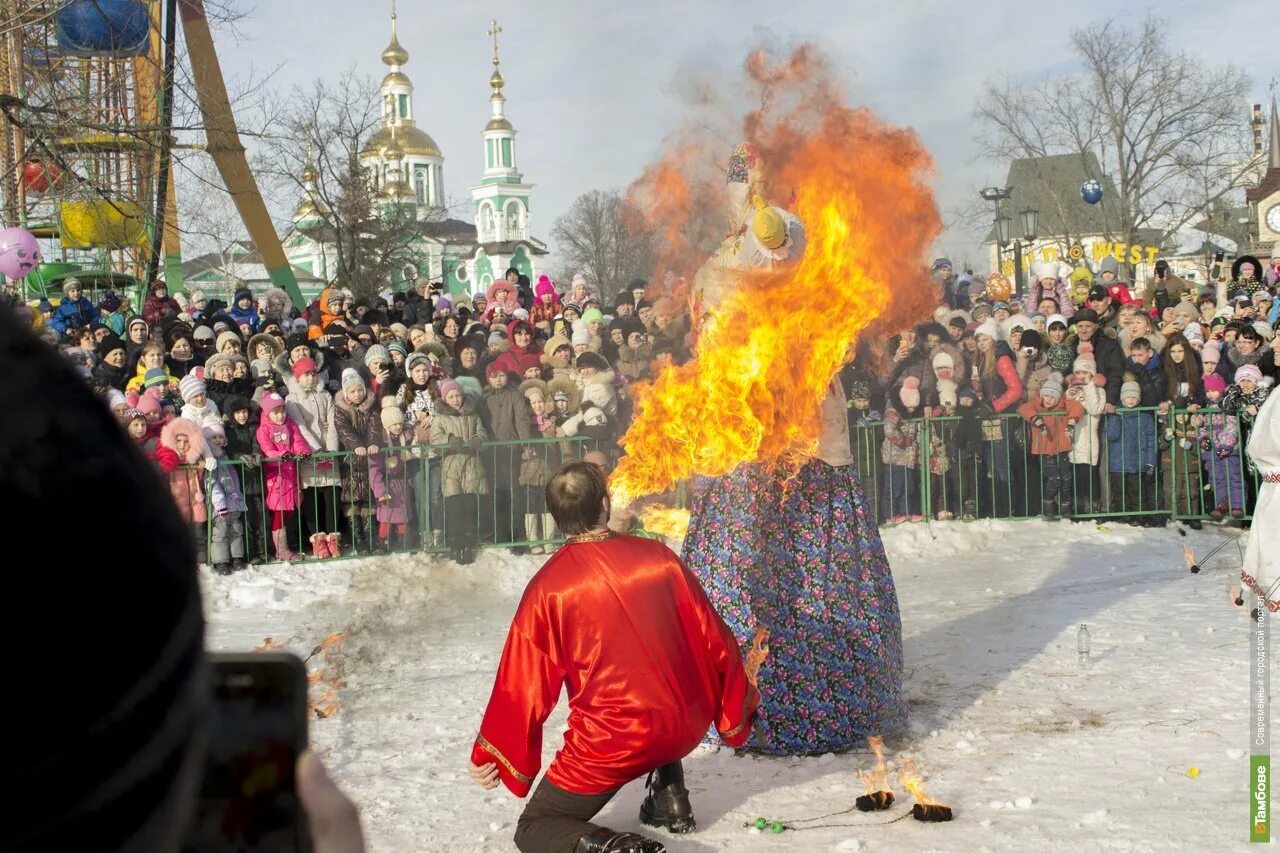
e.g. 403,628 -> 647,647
1018,397 -> 1084,455
472,532 -> 758,797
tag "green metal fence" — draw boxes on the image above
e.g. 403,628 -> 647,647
168,406 -> 1262,568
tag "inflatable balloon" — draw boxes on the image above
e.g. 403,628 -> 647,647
985,272 -> 1013,302
21,159 -> 63,193
1081,179 -> 1103,205
0,228 -> 42,280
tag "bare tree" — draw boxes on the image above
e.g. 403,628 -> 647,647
552,190 -> 651,301
974,14 -> 1257,262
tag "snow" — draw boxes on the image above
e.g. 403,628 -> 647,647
204,520 -> 1273,851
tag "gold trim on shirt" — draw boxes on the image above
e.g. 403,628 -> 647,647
476,734 -> 533,785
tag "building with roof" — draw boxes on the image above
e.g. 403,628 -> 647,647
1244,99 -> 1280,262
280,7 -> 547,299
181,241 -> 327,302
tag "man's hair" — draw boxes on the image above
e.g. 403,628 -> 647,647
545,461 -> 608,535
1130,337 -> 1152,351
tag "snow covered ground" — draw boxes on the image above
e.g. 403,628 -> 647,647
203,520 -> 1273,851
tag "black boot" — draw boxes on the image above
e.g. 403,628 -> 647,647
639,761 -> 695,834
575,828 -> 666,853
213,561 -> 234,576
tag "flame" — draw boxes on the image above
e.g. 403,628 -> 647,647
857,735 -> 890,794
744,626 -> 771,686
898,756 -> 938,807
612,45 -> 940,507
307,630 -> 349,718
1182,544 -> 1196,570
639,504 -> 692,540
255,637 -> 287,653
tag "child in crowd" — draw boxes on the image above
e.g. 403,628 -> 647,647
1104,380 -> 1159,525
1064,343 -> 1108,513
1222,363 -> 1271,432
221,395 -> 268,564
155,417 -> 215,564
847,378 -> 883,503
178,374 -> 220,428
881,377 -> 924,524
370,400 -> 413,553
283,356 -> 342,557
202,422 -> 248,575
407,394 -> 444,548
256,392 -> 311,562
333,370 -> 382,555
431,378 -> 488,565
519,379 -> 557,553
482,363 -> 534,546
929,380 -> 957,519
1018,373 -> 1084,518
1198,373 -> 1245,519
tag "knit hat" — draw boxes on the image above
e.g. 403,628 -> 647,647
1020,329 -> 1043,352
291,356 -> 317,378
488,329 -> 508,347
260,392 -> 286,414
363,344 -> 389,368
563,302 -> 582,318
96,335 -> 126,360
850,379 -> 872,400
387,340 -> 408,359
898,376 -> 921,409
193,325 -> 215,342
438,378 -> 462,400
974,319 -> 1000,340
1203,373 -> 1226,393
178,374 -> 206,403
121,407 -> 146,425
937,379 -> 958,408
143,368 -> 169,390
201,422 -> 225,441
485,361 -> 509,380
1120,380 -> 1142,402
380,403 -> 405,429
340,369 -> 365,394
215,330 -> 240,352
576,351 -> 610,373
434,297 -> 452,312
581,307 -> 604,325
1073,342 -> 1097,374
535,275 -> 555,297
1235,364 -> 1263,385
971,302 -> 992,320
931,257 -> 953,273
222,394 -> 251,416
1201,341 -> 1221,365
405,351 -> 430,374
1040,372 -> 1064,402
1073,308 -> 1101,325
931,351 -> 954,372
571,325 -> 592,346
1184,324 -> 1204,344
1252,321 -> 1275,342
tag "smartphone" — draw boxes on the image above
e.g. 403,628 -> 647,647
184,652 -> 311,853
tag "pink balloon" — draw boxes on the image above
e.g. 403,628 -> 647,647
0,227 -> 41,280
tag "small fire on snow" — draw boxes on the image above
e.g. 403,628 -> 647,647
1182,544 -> 1200,574
744,626 -> 771,687
855,735 -> 894,811
899,756 -> 953,822
255,631 -> 349,719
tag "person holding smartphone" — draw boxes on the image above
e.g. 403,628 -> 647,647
2,307 -> 367,853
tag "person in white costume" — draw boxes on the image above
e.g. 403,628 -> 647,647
1242,389 -> 1280,607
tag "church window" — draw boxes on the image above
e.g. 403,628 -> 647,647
398,93 -> 408,119
501,138 -> 512,167
414,165 -> 428,205
506,202 -> 522,238
480,203 -> 495,241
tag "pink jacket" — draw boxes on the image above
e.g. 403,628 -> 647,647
256,416 -> 311,511
1023,278 -> 1075,320
370,435 -> 413,525
156,418 -> 209,524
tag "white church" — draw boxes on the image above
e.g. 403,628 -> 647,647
282,9 -> 547,297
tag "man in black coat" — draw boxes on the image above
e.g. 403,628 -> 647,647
1072,308 -> 1126,409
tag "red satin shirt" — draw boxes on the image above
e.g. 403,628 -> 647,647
471,532 -> 759,797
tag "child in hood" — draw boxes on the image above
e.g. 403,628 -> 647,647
179,374 -> 221,428
1045,314 -> 1075,375
221,395 -> 268,564
482,363 -> 535,547
1104,381 -> 1159,525
155,417 -> 216,563
370,400 -> 413,553
202,422 -> 248,574
1064,344 -> 1108,512
519,379 -> 557,553
431,378 -> 489,564
1018,372 -> 1085,518
255,393 -> 312,562
1197,373 -> 1245,519
284,356 -> 342,558
333,370 -> 383,555
1222,363 -> 1271,430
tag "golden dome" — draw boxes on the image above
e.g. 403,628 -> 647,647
486,117 -> 513,132
383,134 -> 404,160
382,33 -> 408,66
294,197 -> 327,220
381,71 -> 411,89
361,122 -> 442,159
490,68 -> 505,92
300,162 -> 317,183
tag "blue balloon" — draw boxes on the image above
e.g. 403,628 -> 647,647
1081,179 -> 1104,205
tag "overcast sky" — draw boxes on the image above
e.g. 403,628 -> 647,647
213,0 -> 1278,273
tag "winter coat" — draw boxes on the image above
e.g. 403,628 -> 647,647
1065,380 -> 1108,466
165,354 -> 198,380
616,344 -> 652,384
223,416 -> 263,497
273,350 -> 331,400
1197,411 -> 1240,456
209,457 -> 248,515
1141,274 -> 1193,311
255,416 -> 311,511
483,385 -> 534,442
155,418 -> 209,524
1222,344 -> 1278,385
881,405 -> 922,468
1222,384 -> 1272,428
206,375 -> 255,412
282,376 -> 340,488
1104,409 -> 1158,474
370,431 -> 413,524
976,341 -> 1023,414
333,393 -> 382,503
228,304 -> 261,333
573,368 -> 620,425
429,396 -> 489,497
142,293 -> 182,326
1016,352 -> 1053,403
1023,278 -> 1074,321
1073,334 -> 1126,406
492,339 -> 543,380
180,399 -> 221,429
92,361 -> 129,393
51,296 -> 96,337
1018,397 -> 1085,456
1126,353 -> 1168,409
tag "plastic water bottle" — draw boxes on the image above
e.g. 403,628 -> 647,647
1077,624 -> 1092,670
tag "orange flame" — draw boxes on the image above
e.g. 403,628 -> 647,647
899,756 -> 939,807
307,630 -> 349,718
255,637 -> 287,653
612,46 -> 940,507
744,626 -> 771,686
858,735 -> 890,794
1182,544 -> 1196,570
639,504 -> 692,540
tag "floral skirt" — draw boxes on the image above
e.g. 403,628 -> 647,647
682,460 -> 906,755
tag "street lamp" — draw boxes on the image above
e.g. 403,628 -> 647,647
1010,207 -> 1040,296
